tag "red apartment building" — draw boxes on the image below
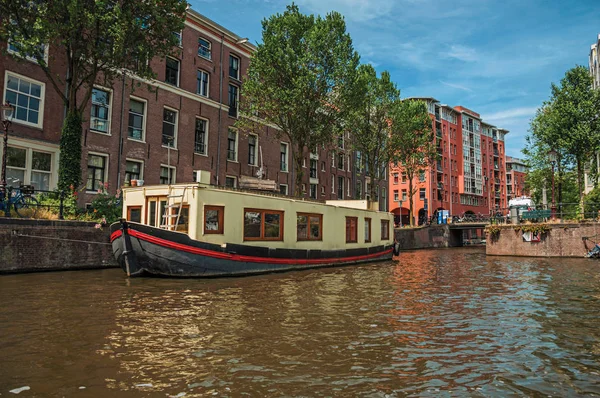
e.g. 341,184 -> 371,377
506,156 -> 528,200
1,8 -> 386,209
388,98 -> 509,225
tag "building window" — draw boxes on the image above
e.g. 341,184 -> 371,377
279,184 -> 288,195
86,154 -> 107,192
297,213 -> 322,241
90,88 -> 111,133
198,37 -> 211,59
337,176 -> 344,199
338,153 -> 344,169
225,176 -> 236,188
331,175 -> 335,194
338,135 -> 344,149
227,129 -> 238,161
162,108 -> 177,147
419,172 -> 425,182
346,216 -> 357,243
364,218 -> 371,243
347,177 -> 351,197
194,118 -> 207,155
381,220 -> 390,240
6,146 -> 54,191
4,73 -> 44,128
280,143 -> 288,171
128,98 -> 145,141
125,160 -> 143,184
244,209 -> 284,241
309,183 -> 317,199
393,190 -> 399,201
127,206 -> 142,223
160,166 -> 175,185
419,188 -> 426,200
204,205 -> 224,234
173,31 -> 182,46
197,70 -> 209,97
165,57 -> 180,86
402,189 -> 407,201
7,40 -> 48,63
309,159 -> 317,179
228,84 -> 239,118
229,55 -> 240,80
248,134 -> 257,165
393,173 -> 399,184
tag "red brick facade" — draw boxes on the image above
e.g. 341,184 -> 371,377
1,9 -> 387,209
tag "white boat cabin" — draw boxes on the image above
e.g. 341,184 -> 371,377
121,183 -> 395,251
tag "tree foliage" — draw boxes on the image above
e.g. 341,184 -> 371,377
390,100 -> 436,226
524,66 -> 600,213
346,64 -> 402,200
0,0 -> 188,190
237,3 -> 359,196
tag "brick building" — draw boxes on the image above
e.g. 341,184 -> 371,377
1,8 -> 386,209
505,156 -> 528,201
388,98 -> 509,225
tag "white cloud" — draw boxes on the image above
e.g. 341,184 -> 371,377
484,107 -> 538,123
440,80 -> 474,92
445,44 -> 478,62
296,0 -> 395,21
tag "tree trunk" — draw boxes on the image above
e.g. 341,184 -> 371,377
408,177 -> 414,226
58,110 -> 83,192
293,149 -> 304,197
577,158 -> 585,217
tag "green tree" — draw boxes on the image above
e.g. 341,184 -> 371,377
346,64 -> 402,201
525,66 -> 600,214
0,0 -> 187,191
236,3 -> 359,196
390,100 -> 436,227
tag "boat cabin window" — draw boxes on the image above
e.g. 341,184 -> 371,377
174,206 -> 189,233
381,220 -> 390,240
127,206 -> 142,223
204,205 -> 224,234
346,216 -> 357,243
297,213 -> 322,241
364,218 -> 371,243
146,197 -> 168,227
244,209 -> 284,241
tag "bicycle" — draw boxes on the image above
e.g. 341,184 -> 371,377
0,178 -> 39,218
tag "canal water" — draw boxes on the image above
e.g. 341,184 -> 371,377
1,248 -> 600,397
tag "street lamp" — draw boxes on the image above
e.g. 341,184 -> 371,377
1,102 -> 14,190
548,149 -> 558,220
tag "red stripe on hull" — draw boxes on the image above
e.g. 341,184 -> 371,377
113,228 -> 391,265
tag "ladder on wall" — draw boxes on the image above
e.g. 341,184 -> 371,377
160,185 -> 187,231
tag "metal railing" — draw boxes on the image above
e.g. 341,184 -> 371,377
0,185 -> 68,219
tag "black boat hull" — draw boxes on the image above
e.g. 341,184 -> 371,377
110,221 -> 394,278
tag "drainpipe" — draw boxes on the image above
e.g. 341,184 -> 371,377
116,71 -> 126,188
215,34 -> 224,186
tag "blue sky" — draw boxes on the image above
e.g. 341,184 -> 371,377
190,0 -> 600,158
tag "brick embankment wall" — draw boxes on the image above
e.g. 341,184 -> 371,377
486,223 -> 600,257
395,225 -> 460,250
0,219 -> 118,273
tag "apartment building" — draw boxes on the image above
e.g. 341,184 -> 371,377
1,8 -> 385,208
506,156 -> 528,200
590,33 -> 600,89
388,98 -> 509,224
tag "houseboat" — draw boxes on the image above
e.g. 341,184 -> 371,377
110,183 -> 398,277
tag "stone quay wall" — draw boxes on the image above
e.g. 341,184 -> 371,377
395,225 -> 462,250
486,223 -> 600,257
0,219 -> 118,274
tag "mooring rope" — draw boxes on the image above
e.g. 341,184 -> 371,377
13,233 -> 112,245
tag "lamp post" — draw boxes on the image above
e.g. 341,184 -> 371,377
396,199 -> 404,228
484,176 -> 491,216
1,102 -> 14,190
548,149 -> 558,220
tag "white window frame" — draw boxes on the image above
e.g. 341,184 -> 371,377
2,139 -> 58,191
227,128 -> 238,162
90,86 -> 112,135
162,107 -> 178,148
127,96 -> 147,142
197,69 -> 209,97
280,142 -> 289,172
225,175 -> 237,188
160,164 -> 176,185
194,117 -> 209,156
125,158 -> 144,184
7,41 -> 49,64
279,183 -> 288,195
248,134 -> 258,166
229,54 -> 240,80
86,152 -> 109,193
174,30 -> 183,47
198,37 -> 212,60
3,71 -> 45,129
165,56 -> 180,87
347,177 -> 351,197
331,175 -> 335,194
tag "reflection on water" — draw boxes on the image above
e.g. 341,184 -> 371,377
2,248 -> 600,396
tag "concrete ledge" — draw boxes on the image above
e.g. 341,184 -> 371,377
486,222 -> 600,257
0,219 -> 118,274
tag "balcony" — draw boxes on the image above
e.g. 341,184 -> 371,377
495,178 -> 500,184
493,149 -> 499,157
495,191 -> 501,198
494,164 -> 499,170
436,129 -> 442,138
309,168 -> 317,179
437,161 -> 443,173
